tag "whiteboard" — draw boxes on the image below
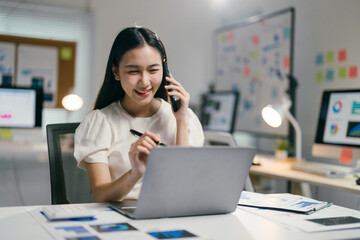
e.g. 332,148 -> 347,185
215,8 -> 294,136
0,42 -> 15,83
17,44 -> 58,108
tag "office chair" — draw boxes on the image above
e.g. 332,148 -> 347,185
46,122 -> 93,204
203,131 -> 255,192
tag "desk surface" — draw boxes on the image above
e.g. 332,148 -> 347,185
1,203 -> 360,240
251,156 -> 360,194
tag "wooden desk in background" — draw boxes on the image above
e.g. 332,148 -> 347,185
250,156 -> 360,195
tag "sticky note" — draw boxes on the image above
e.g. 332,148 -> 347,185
338,49 -> 347,62
252,34 -> 259,45
316,70 -> 324,83
316,54 -> 323,65
218,33 -> 226,43
60,47 -> 73,61
349,65 -> 358,78
283,27 -> 290,39
339,147 -> 352,165
0,128 -> 12,140
326,69 -> 334,81
251,50 -> 259,61
227,30 -> 234,41
338,67 -> 347,79
283,56 -> 290,69
244,65 -> 250,77
272,87 -> 278,98
326,51 -> 335,64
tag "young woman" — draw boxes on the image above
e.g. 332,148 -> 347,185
74,27 -> 204,202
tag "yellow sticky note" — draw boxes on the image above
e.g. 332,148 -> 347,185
252,50 -> 259,61
60,47 -> 73,61
0,128 -> 12,140
316,70 -> 324,82
338,67 -> 347,79
326,51 -> 334,64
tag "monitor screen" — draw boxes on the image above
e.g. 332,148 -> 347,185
201,91 -> 239,133
0,87 -> 42,128
313,89 -> 360,159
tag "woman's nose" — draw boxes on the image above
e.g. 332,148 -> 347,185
138,72 -> 150,86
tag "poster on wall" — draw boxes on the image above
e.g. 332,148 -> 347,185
17,44 -> 58,108
0,42 -> 15,86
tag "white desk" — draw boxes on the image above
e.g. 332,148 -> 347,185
1,203 -> 360,240
251,156 -> 360,194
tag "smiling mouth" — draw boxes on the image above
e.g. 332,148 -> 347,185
135,89 -> 152,97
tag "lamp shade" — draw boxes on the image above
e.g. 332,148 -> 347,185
261,104 -> 284,128
261,96 -> 302,161
62,94 -> 83,111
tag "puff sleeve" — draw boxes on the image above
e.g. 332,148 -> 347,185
187,108 -> 205,147
74,110 -> 112,170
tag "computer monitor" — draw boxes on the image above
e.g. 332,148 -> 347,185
201,91 -> 239,133
313,89 -> 360,161
0,87 -> 42,128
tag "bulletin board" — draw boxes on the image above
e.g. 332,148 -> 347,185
214,7 -> 295,136
0,35 -> 76,108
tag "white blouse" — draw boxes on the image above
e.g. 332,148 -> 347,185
74,99 -> 204,199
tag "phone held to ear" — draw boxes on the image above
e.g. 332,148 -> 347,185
163,61 -> 181,112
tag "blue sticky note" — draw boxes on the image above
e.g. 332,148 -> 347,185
326,69 -> 334,81
283,27 -> 290,39
316,54 -> 323,65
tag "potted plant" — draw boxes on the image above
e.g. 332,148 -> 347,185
275,138 -> 290,160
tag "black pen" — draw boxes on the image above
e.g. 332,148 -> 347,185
130,129 -> 167,146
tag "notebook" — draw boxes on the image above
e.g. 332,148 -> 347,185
109,146 -> 256,219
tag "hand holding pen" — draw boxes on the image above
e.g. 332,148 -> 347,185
130,129 -> 167,146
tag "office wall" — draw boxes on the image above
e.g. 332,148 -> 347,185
89,0 -> 222,109
217,0 -> 360,161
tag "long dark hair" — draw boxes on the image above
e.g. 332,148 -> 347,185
94,27 -> 168,110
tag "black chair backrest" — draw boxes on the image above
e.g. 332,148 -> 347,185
46,122 -> 93,204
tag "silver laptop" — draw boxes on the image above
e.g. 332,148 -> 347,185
109,146 -> 256,219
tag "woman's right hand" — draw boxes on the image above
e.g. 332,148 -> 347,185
128,131 -> 160,178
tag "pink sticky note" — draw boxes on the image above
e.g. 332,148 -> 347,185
244,66 -> 250,77
283,56 -> 290,69
227,31 -> 234,41
338,49 -> 347,62
252,34 -> 259,45
349,65 -> 358,78
340,148 -> 352,165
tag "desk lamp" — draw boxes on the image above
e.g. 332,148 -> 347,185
261,96 -> 302,161
62,93 -> 83,111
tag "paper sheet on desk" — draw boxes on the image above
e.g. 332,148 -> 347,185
28,205 -> 213,240
238,191 -> 331,214
238,201 -> 360,232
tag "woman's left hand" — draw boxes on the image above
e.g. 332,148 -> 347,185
164,73 -> 189,120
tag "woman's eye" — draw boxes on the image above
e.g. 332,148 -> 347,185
149,69 -> 159,73
128,70 -> 139,74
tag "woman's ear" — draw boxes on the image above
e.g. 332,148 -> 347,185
112,65 -> 120,81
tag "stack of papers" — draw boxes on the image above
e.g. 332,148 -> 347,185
238,191 -> 332,214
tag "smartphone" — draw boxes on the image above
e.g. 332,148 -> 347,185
163,61 -> 180,112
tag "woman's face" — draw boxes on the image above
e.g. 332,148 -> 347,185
113,44 -> 163,110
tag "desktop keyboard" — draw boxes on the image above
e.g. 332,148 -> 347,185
42,205 -> 96,220
291,162 -> 353,178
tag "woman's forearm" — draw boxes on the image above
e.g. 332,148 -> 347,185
176,118 -> 189,146
87,163 -> 140,202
